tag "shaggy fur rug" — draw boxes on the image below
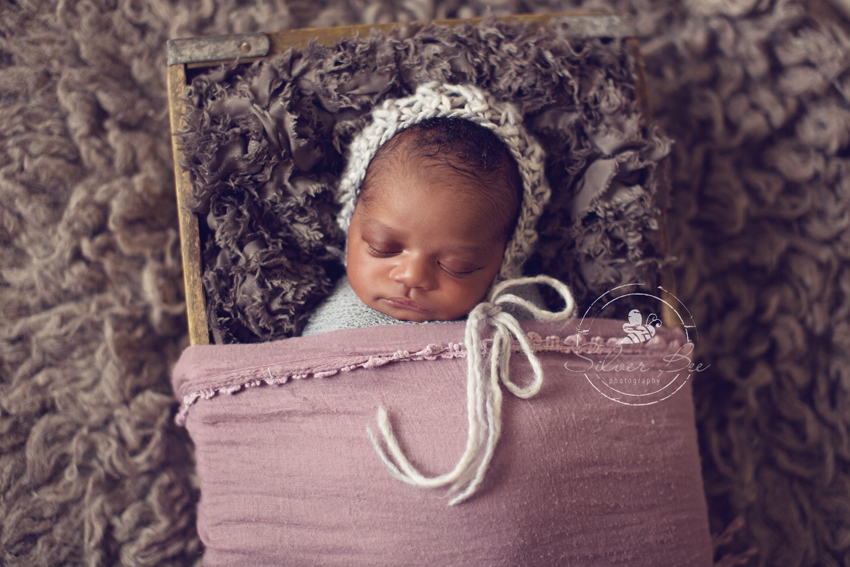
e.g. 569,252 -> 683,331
1,0 -> 848,566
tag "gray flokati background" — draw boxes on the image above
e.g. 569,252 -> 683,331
2,1 -> 849,566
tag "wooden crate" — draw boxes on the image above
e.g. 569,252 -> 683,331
166,13 -> 670,346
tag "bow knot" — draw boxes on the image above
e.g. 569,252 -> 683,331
480,301 -> 502,323
368,276 -> 575,505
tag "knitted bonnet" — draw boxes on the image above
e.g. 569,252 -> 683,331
336,82 -> 550,282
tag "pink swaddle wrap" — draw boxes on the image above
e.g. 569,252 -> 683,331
173,319 -> 712,566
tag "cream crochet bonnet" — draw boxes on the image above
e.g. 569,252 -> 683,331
336,82 -> 550,282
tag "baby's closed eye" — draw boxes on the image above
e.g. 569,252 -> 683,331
365,237 -> 402,256
367,244 -> 399,256
438,261 -> 483,278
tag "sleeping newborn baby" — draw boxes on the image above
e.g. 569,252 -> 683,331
303,116 -> 523,334
301,82 -> 575,503
303,83 -> 553,336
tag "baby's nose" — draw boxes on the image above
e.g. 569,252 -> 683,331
391,254 -> 435,290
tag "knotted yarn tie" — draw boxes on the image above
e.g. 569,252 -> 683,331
368,275 -> 575,505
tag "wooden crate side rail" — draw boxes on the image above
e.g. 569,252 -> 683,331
168,12 -> 635,68
168,63 -> 210,346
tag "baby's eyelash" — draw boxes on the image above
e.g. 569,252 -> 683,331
365,242 -> 481,277
367,244 -> 399,257
439,263 -> 482,278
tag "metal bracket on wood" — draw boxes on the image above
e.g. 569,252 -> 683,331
550,14 -> 636,38
167,33 -> 271,66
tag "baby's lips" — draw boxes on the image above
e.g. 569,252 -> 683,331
383,297 -> 431,314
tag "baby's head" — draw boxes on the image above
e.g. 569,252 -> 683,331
336,83 -> 551,322
346,117 -> 522,322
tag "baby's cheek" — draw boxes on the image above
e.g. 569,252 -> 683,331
445,279 -> 491,316
346,260 -> 371,301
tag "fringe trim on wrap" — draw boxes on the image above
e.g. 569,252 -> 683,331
175,330 -> 682,425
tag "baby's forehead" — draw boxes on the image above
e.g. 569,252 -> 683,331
356,122 -> 521,237
363,150 -> 491,205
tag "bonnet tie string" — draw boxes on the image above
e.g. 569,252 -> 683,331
368,275 -> 575,505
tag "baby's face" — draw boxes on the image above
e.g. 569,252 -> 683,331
346,155 -> 508,322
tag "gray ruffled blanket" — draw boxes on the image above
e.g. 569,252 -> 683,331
178,19 -> 671,344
